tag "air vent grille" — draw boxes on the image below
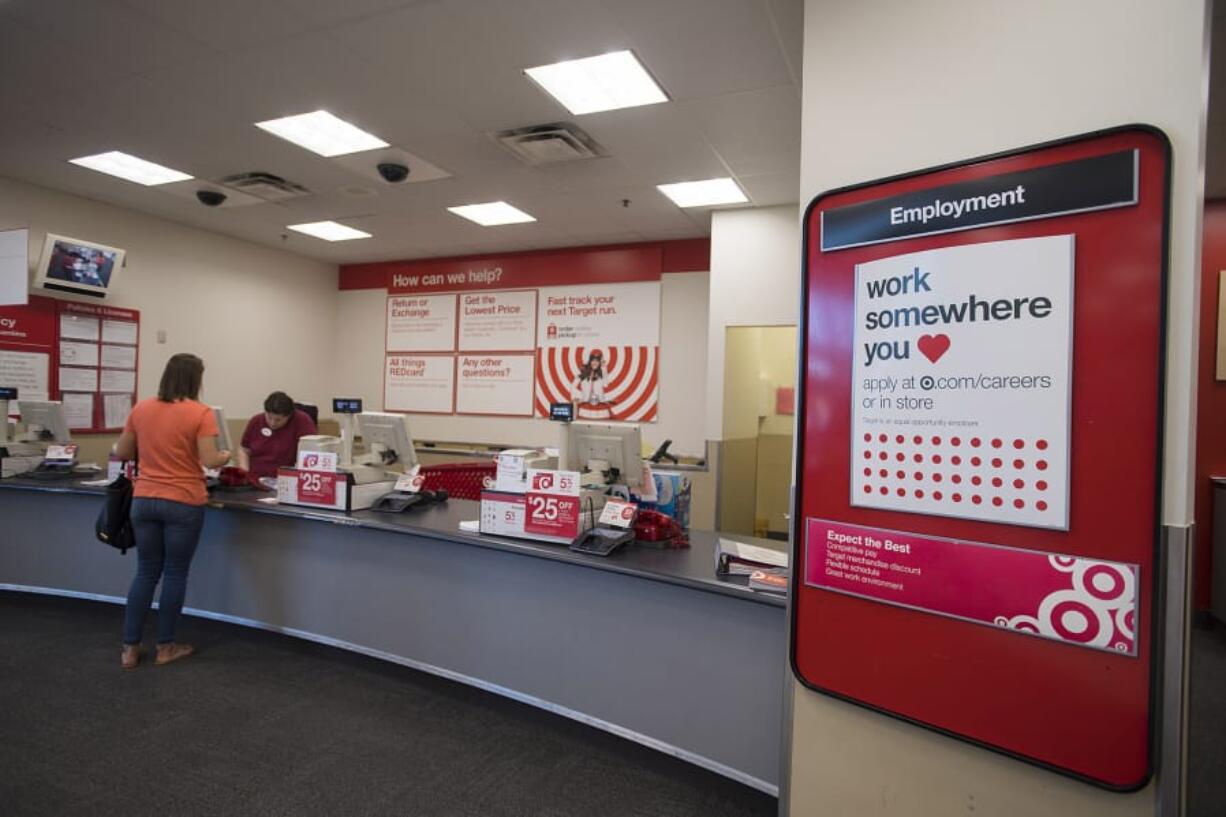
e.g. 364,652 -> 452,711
493,122 -> 606,166
219,171 -> 310,201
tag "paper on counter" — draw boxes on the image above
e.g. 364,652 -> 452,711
459,520 -> 480,532
59,313 -> 99,341
100,368 -> 135,393
59,341 -> 99,367
61,392 -> 94,429
718,538 -> 789,569
103,393 -> 132,429
258,497 -> 279,505
100,344 -> 136,369
101,319 -> 138,345
59,366 -> 99,392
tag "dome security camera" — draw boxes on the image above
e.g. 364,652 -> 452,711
376,162 -> 410,183
196,189 -> 227,207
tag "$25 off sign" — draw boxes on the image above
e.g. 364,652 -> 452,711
524,469 -> 582,538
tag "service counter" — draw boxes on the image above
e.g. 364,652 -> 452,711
0,478 -> 786,793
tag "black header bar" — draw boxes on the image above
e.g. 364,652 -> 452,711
820,149 -> 1137,251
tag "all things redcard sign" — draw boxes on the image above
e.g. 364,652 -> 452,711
793,128 -> 1169,790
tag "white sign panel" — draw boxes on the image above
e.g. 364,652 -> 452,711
536,281 -> 660,347
59,340 -> 99,367
386,294 -> 457,352
0,229 -> 28,306
455,354 -> 534,416
458,290 -> 537,351
0,349 -> 49,404
850,235 -> 1074,529
384,354 -> 455,413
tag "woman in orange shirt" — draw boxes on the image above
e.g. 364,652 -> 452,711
114,353 -> 231,669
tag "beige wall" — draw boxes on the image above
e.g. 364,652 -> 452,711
0,175 -> 339,427
789,0 -> 1210,814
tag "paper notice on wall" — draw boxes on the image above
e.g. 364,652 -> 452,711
0,228 -> 27,306
100,344 -> 136,369
103,392 -> 132,429
386,294 -> 457,352
458,290 -> 537,351
61,392 -> 94,429
455,354 -> 534,416
0,350 -> 49,407
100,319 -> 138,345
59,340 -> 99,367
384,354 -> 455,413
100,368 -> 136,393
850,235 -> 1074,529
59,366 -> 98,392
59,313 -> 99,341
536,281 -> 660,348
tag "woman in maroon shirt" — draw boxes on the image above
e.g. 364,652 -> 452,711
237,391 -> 317,479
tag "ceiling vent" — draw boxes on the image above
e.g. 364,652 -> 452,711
493,122 -> 607,166
218,171 -> 310,202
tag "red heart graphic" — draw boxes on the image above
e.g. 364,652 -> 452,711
917,333 -> 951,363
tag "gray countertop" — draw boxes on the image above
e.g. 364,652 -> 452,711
0,477 -> 787,608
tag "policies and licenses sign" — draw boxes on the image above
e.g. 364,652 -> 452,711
851,235 -> 1073,529
821,150 -> 1137,251
806,518 -> 1139,656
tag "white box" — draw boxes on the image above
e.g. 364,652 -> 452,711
494,449 -> 557,493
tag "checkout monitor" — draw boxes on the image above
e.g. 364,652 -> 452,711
209,406 -> 232,453
561,421 -> 643,489
18,400 -> 72,443
357,411 -> 418,470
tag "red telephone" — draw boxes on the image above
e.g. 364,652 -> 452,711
633,509 -> 689,549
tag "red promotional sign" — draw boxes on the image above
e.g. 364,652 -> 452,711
297,470 -> 340,506
524,493 -> 582,539
793,128 -> 1169,789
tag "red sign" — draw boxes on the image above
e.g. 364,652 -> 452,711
0,295 -> 56,350
297,470 -> 341,506
524,492 -> 582,539
793,127 -> 1169,789
57,300 -> 138,321
806,519 -> 1138,654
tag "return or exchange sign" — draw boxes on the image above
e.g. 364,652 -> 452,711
851,235 -> 1074,529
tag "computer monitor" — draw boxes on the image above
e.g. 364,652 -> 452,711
19,400 -> 71,443
356,411 -> 418,470
561,421 -> 643,489
209,406 -> 232,454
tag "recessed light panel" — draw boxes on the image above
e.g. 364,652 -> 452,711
255,110 -> 389,157
69,151 -> 192,186
287,221 -> 372,241
657,178 -> 748,208
525,50 -> 667,115
447,202 -> 537,226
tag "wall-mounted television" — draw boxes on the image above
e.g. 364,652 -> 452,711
33,233 -> 125,299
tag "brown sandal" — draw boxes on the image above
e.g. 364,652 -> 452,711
154,643 -> 195,666
121,645 -> 141,670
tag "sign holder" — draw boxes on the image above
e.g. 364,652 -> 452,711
791,126 -> 1170,790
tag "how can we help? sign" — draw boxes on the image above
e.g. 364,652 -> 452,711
851,235 -> 1074,529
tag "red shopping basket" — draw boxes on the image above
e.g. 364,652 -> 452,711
419,461 -> 496,501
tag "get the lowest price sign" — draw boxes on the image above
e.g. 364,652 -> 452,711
851,235 -> 1073,529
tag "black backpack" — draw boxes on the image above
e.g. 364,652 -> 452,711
96,472 -> 136,554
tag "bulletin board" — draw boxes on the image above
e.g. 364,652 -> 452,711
54,300 -> 140,432
791,127 -> 1169,789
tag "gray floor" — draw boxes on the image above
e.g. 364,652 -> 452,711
1190,624 -> 1226,817
0,592 -> 778,817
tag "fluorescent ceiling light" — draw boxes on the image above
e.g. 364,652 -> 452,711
447,201 -> 537,226
525,50 -> 667,115
255,110 -> 389,157
287,221 -> 372,241
69,151 -> 192,186
657,177 -> 748,208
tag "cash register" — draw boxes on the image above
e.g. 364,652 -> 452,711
1,396 -> 79,479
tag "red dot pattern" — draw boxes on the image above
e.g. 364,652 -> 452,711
857,433 -> 1055,513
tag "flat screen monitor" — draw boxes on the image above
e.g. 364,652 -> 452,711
356,411 -> 418,470
209,406 -> 232,454
561,421 -> 642,489
33,233 -> 125,299
19,399 -> 71,443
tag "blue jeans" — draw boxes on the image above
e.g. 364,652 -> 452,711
123,498 -> 205,645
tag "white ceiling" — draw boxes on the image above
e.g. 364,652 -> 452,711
0,0 -> 804,264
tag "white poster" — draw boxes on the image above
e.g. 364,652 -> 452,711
851,235 -> 1074,529
386,294 -> 457,352
61,392 -> 94,429
103,392 -> 132,429
0,349 -> 49,405
59,313 -> 99,341
385,354 -> 455,413
456,354 -> 535,416
100,344 -> 137,369
59,366 -> 98,392
101,319 -> 138,345
458,290 -> 537,351
100,368 -> 136,393
536,281 -> 660,348
59,340 -> 99,367
0,228 -> 27,306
